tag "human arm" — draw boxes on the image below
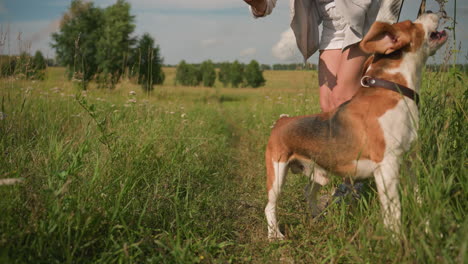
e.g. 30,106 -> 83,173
244,0 -> 277,18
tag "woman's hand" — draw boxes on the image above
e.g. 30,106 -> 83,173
244,0 -> 267,16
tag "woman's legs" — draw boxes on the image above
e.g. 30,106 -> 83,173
319,49 -> 341,112
318,43 -> 369,112
318,43 -> 369,200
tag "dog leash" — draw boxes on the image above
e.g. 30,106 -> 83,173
360,76 -> 420,106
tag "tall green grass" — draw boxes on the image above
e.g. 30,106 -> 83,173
0,67 -> 466,263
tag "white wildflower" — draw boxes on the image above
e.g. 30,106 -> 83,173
129,90 -> 136,95
0,178 -> 23,185
0,112 -> 6,120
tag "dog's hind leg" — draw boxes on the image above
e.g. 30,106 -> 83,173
374,157 -> 401,233
304,164 -> 329,217
265,154 -> 288,240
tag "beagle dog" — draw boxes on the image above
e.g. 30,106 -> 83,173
264,12 -> 448,239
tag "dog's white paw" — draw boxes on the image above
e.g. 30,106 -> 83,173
268,231 -> 285,241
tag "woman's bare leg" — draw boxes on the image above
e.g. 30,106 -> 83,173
318,43 -> 368,112
332,43 -> 368,108
318,49 -> 341,112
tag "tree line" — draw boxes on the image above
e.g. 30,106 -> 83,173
0,52 -> 48,80
175,60 -> 266,88
271,63 -> 317,71
166,62 -> 318,71
51,0 -> 164,90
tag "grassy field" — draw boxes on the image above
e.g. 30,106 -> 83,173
0,67 -> 466,263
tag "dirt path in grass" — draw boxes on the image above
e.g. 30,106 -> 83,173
219,104 -> 267,238
216,103 -> 298,262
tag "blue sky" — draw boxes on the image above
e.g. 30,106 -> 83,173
0,0 -> 466,65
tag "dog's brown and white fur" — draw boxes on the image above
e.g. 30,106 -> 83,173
264,13 -> 448,239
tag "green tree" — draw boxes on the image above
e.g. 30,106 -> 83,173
244,60 -> 265,88
175,60 -> 189,85
51,0 -> 103,88
200,60 -> 216,87
96,0 -> 135,88
187,64 -> 202,86
131,33 -> 165,91
218,62 -> 231,87
261,64 -> 271,71
31,51 -> 47,80
32,51 -> 47,71
230,60 -> 244,88
175,60 -> 201,86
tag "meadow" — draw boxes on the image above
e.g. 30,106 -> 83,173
0,66 -> 466,263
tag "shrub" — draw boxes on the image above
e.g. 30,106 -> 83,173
0,55 -> 17,78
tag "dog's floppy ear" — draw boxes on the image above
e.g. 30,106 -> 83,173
360,21 -> 410,54
361,55 -> 374,75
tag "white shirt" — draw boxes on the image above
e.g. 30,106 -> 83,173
251,0 -> 403,60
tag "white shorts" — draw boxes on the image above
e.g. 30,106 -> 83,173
318,1 -> 347,50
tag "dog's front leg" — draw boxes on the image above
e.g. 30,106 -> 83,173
374,157 -> 401,234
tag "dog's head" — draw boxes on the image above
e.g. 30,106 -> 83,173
360,12 -> 448,59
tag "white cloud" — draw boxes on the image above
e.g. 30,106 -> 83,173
240,47 -> 256,57
200,38 -> 222,48
272,28 -> 301,61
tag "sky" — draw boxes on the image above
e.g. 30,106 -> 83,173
0,0 -> 467,65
